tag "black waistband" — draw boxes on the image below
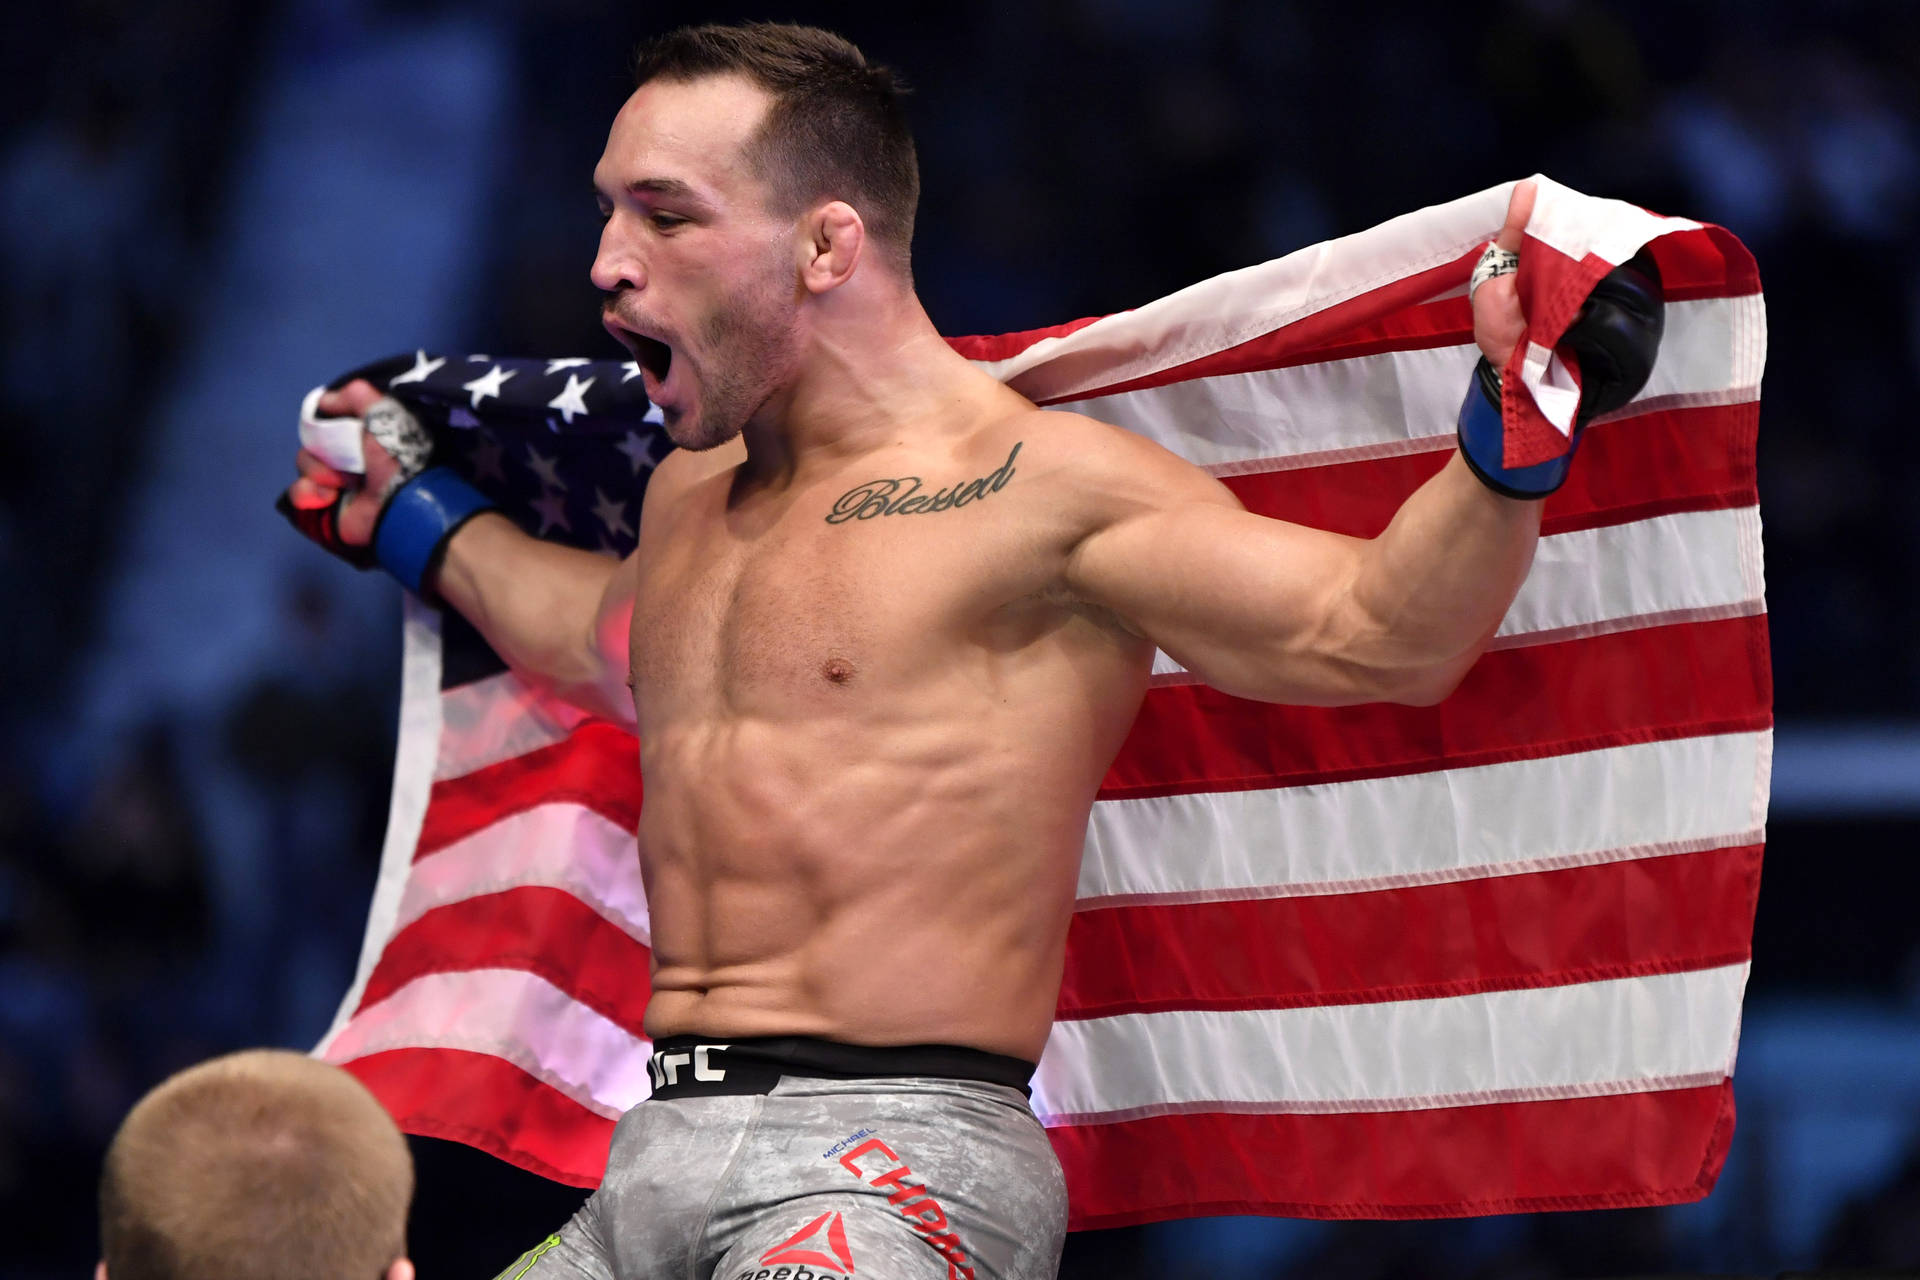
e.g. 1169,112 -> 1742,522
643,1035 -> 1036,1100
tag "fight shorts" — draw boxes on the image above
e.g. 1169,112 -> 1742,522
497,1036 -> 1067,1280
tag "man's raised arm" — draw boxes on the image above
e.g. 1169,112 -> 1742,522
1064,180 -> 1664,709
1063,445 -> 1542,707
280,378 -> 636,725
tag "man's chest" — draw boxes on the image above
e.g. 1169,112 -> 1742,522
628,464 -> 1066,711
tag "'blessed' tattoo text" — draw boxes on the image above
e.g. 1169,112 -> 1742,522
824,443 -> 1022,524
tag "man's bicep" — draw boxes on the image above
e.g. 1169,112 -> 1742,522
1064,494 -> 1376,705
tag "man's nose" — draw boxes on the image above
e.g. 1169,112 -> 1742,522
591,220 -> 646,294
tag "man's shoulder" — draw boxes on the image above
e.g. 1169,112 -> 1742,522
987,406 -> 1235,512
962,405 -> 1139,475
991,404 -> 1123,445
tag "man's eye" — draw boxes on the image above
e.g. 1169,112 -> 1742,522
650,213 -> 687,231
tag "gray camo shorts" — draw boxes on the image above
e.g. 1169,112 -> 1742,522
497,1037 -> 1067,1280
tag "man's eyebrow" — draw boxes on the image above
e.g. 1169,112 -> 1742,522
627,177 -> 701,201
592,176 -> 710,210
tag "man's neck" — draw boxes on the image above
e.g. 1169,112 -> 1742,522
739,286 -> 1010,482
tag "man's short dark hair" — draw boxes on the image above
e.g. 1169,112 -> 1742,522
99,1050 -> 413,1280
633,22 -> 919,272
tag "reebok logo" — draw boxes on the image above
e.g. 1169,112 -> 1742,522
757,1210 -> 857,1275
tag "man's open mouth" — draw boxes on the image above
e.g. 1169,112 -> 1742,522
633,333 -> 673,385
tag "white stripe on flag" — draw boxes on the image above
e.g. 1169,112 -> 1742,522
1151,504 -> 1765,678
317,599 -> 444,1055
396,804 -> 647,940
1031,962 -> 1749,1123
1078,730 -> 1770,905
1079,343 -> 1471,470
1062,297 -> 1753,471
437,671 -> 595,782
1493,506 -> 1764,640
1638,292 -> 1766,405
323,968 -> 653,1116
1523,175 -> 1706,272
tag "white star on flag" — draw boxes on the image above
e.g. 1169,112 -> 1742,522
614,430 -> 657,475
525,446 -> 565,491
389,350 -> 446,386
547,373 -> 596,424
621,361 -> 642,383
590,488 -> 635,541
462,364 -> 516,408
530,490 -> 572,536
545,358 -> 592,376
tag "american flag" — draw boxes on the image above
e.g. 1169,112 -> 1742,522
316,176 -> 1768,1225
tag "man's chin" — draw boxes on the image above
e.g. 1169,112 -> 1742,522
662,408 -> 740,453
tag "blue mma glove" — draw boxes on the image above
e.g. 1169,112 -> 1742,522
1457,250 -> 1665,499
369,466 -> 497,596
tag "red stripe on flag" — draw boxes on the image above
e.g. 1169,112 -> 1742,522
418,721 -> 641,859
1653,224 -> 1762,299
1105,615 -> 1771,799
1223,402 -> 1758,539
1050,1081 -> 1735,1228
946,313 -> 1105,362
355,887 -> 654,1034
342,1047 -> 614,1188
1058,844 -> 1761,1019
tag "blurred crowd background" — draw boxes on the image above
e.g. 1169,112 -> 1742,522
3,0 -> 1918,1275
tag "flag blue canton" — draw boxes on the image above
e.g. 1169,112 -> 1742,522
335,349 -> 669,559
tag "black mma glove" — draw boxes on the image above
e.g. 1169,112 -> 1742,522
1457,250 -> 1666,499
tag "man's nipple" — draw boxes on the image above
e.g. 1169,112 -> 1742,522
821,657 -> 856,686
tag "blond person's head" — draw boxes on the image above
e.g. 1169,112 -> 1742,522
98,1050 -> 413,1280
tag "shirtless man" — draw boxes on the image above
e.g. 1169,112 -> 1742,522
282,22 -> 1660,1280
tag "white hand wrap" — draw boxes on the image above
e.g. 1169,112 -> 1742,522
1468,242 -> 1520,301
298,385 -> 366,473
363,397 -> 434,480
297,388 -> 433,485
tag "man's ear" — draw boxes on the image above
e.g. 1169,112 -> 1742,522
97,1262 -> 109,1280
797,201 -> 864,295
385,1257 -> 415,1280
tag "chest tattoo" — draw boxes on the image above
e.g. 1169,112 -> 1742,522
824,442 -> 1022,525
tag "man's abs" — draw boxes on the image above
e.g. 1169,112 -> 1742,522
635,704 -> 1114,1062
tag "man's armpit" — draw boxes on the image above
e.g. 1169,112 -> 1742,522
1033,580 -> 1148,641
